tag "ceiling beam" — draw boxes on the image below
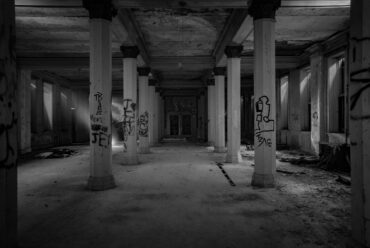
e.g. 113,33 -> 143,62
18,55 -> 300,70
213,9 -> 249,67
15,0 -> 350,7
115,9 -> 150,66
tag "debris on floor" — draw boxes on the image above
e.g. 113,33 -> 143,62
318,143 -> 350,172
277,150 -> 319,165
35,148 -> 77,159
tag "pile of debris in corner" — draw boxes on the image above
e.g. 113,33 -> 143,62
35,148 -> 78,159
240,143 -> 351,186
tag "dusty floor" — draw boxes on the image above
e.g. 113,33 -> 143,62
18,143 -> 351,248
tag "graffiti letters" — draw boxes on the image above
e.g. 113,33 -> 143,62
255,96 -> 275,147
91,123 -> 111,148
90,92 -> 110,148
138,111 -> 149,137
0,21 -> 18,168
94,92 -> 103,115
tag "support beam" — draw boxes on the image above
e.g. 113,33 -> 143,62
250,0 -> 280,188
84,0 -> 116,191
0,1 -> 18,247
15,0 -> 350,7
121,46 -> 140,164
116,9 -> 150,66
225,45 -> 243,163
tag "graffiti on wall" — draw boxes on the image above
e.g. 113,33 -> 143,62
138,111 -> 149,137
0,18 -> 18,168
90,91 -> 111,148
312,111 -> 318,127
255,96 -> 274,147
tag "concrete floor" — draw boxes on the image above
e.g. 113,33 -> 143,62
18,143 -> 350,248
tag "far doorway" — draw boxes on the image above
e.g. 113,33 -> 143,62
169,114 -> 192,136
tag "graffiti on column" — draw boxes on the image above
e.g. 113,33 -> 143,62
94,92 -> 103,115
255,96 -> 275,147
122,99 -> 136,150
90,91 -> 110,148
138,111 -> 149,137
0,18 -> 18,168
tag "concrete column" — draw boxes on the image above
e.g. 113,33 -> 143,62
249,0 -> 280,187
349,0 -> 370,246
17,69 -> 32,153
148,79 -> 156,146
199,92 -> 206,141
288,69 -> 301,148
0,1 -> 18,247
35,79 -> 44,134
214,67 -> 227,153
207,80 -> 215,145
225,46 -> 243,163
154,89 -> 160,143
121,46 -> 140,164
138,67 -> 150,153
84,0 -> 116,190
310,50 -> 326,155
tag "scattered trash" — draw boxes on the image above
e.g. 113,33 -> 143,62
277,169 -> 306,176
318,144 -> 350,172
336,175 -> 351,186
215,162 -> 236,187
36,148 -> 77,159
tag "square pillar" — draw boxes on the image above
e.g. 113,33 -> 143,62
121,46 -> 140,164
84,0 -> 116,190
148,79 -> 156,146
310,50 -> 327,155
249,0 -> 281,187
0,1 -> 18,247
225,46 -> 243,163
287,69 -> 301,148
207,79 -> 215,146
214,67 -> 227,152
138,67 -> 150,154
349,0 -> 370,246
17,69 -> 32,154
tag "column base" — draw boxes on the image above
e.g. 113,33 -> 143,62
87,175 -> 116,191
251,173 -> 275,188
121,155 -> 139,165
214,146 -> 227,153
225,152 -> 242,163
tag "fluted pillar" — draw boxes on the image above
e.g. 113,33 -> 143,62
121,46 -> 140,164
225,46 -> 243,163
249,0 -> 280,188
84,0 -> 116,190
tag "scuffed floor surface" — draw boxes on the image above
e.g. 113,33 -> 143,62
18,144 -> 350,248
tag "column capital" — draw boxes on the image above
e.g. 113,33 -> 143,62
120,46 -> 140,58
83,0 -> 117,21
214,67 -> 226,76
225,45 -> 243,58
248,0 -> 281,20
207,78 -> 215,86
137,67 -> 151,76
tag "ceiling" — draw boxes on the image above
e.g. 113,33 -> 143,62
15,0 -> 350,90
